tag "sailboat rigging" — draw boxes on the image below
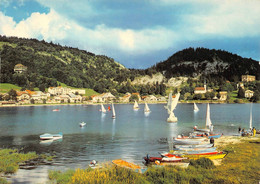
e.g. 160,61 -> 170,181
194,103 -> 199,111
100,104 -> 106,113
133,100 -> 139,110
112,103 -> 116,119
144,102 -> 151,113
194,103 -> 213,133
167,92 -> 180,122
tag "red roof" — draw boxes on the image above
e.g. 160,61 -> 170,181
195,87 -> 205,91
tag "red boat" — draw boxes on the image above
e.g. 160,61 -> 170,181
144,154 -> 187,164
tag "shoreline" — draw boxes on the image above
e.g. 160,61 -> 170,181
0,101 -> 258,108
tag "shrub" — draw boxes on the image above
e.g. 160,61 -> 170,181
189,158 -> 215,169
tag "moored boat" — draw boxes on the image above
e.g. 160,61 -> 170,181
182,152 -> 228,160
174,146 -> 217,151
174,144 -> 214,149
195,133 -> 222,139
173,137 -> 206,145
79,122 -> 86,127
152,162 -> 189,168
40,132 -> 63,140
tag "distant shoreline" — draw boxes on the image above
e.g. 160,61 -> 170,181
0,101 -> 257,108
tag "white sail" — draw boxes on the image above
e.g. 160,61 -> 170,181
194,103 -> 199,111
101,104 -> 106,113
144,103 -> 150,113
133,100 -> 139,109
167,93 -> 180,122
112,103 -> 116,119
249,103 -> 252,129
165,92 -> 172,111
205,103 -> 212,128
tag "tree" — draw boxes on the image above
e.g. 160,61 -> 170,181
250,91 -> 260,102
193,94 -> 202,100
8,89 -> 17,101
39,84 -> 45,92
129,94 -> 139,102
237,87 -> 245,98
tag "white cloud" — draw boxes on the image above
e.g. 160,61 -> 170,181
0,9 -> 179,55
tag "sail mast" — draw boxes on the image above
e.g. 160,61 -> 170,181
249,103 -> 252,129
205,103 -> 212,128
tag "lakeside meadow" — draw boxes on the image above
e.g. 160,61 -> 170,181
1,135 -> 258,183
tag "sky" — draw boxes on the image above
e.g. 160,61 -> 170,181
0,0 -> 259,68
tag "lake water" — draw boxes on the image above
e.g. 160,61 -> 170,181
0,103 -> 259,183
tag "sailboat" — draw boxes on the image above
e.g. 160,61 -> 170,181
112,103 -> 116,119
133,100 -> 139,110
100,104 -> 106,113
167,93 -> 180,122
144,102 -> 151,113
194,103 -> 213,133
249,103 -> 252,130
194,103 -> 199,111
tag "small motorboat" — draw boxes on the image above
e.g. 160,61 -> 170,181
40,132 -> 63,140
144,154 -> 187,164
52,109 -> 60,112
195,133 -> 222,139
79,122 -> 86,127
174,144 -> 214,149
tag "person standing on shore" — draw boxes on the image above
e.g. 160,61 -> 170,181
238,127 -> 241,134
252,127 -> 256,137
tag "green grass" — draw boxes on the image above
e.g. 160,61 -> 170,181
48,136 -> 260,184
0,83 -> 22,93
0,149 -> 38,174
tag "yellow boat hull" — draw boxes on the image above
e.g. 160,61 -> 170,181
183,153 -> 228,160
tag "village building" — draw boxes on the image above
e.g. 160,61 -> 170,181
143,95 -> 157,102
48,86 -> 85,95
16,91 -> 30,101
219,91 -> 228,101
241,75 -> 255,82
48,86 -> 71,95
120,93 -> 131,103
91,92 -> 115,103
194,84 -> 207,94
245,90 -> 254,98
68,93 -> 82,103
14,64 -> 27,73
237,82 -> 244,89
157,96 -> 166,102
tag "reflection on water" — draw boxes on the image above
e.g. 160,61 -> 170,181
0,103 -> 259,183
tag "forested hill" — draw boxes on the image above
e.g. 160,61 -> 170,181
0,35 -> 147,94
152,47 -> 260,81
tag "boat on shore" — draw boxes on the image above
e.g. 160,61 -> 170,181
112,159 -> 146,173
144,154 -> 187,164
173,137 -> 206,145
39,132 -> 63,140
174,146 -> 217,151
195,133 -> 222,139
182,152 -> 228,160
152,162 -> 189,168
193,103 -> 213,133
169,147 -> 217,155
174,144 -> 214,149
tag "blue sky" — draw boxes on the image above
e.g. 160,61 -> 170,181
0,0 -> 259,68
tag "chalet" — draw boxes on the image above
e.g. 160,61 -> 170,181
91,95 -> 103,103
245,90 -> 254,98
71,89 -> 85,95
14,64 -> 27,73
91,93 -> 115,103
219,91 -> 228,101
68,93 -> 82,103
241,75 -> 255,82
157,96 -> 166,102
143,95 -> 157,102
16,91 -> 30,101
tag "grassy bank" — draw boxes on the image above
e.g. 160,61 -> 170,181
0,149 -> 53,183
48,136 -> 260,184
